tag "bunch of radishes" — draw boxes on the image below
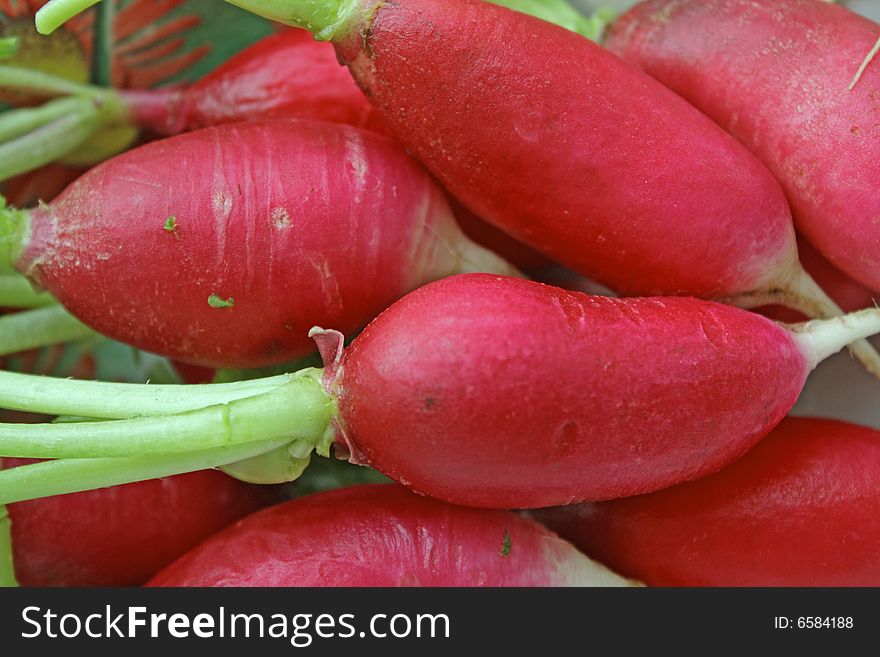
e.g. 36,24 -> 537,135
0,0 -> 878,587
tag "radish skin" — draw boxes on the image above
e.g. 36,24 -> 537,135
605,0 -> 880,294
1,458 -> 281,587
0,120 -> 518,368
147,484 -> 632,587
2,275 -> 880,508
534,417 -> 880,587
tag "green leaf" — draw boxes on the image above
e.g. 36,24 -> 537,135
500,530 -> 512,557
208,293 -> 235,309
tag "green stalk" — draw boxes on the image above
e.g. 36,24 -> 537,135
90,0 -> 114,87
0,275 -> 54,308
37,0 -> 364,40
0,200 -> 29,275
0,505 -> 16,587
0,375 -> 333,459
221,443 -> 312,484
0,102 -> 102,182
36,0 -> 104,35
0,437 -> 292,505
0,305 -> 96,357
0,95 -> 93,142
0,65 -> 101,97
0,369 -> 305,419
223,0 -> 362,39
0,72 -> 126,178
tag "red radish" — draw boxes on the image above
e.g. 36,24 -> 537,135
148,484 -> 632,587
534,417 -> 880,587
5,274 -> 880,510
122,29 -> 377,136
323,274 -> 867,507
759,236 -> 877,323
1,457 -> 281,587
605,0 -> 880,293
0,119 -> 518,368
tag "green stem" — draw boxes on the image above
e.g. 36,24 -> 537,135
0,275 -> 54,308
90,0 -> 114,87
36,0 -> 104,35
0,200 -> 29,275
37,0 -> 363,37
0,305 -> 96,357
221,444 -> 312,484
0,65 -> 101,97
0,438 -> 292,505
0,505 -> 16,587
223,0 -> 361,40
0,375 -> 333,459
0,93 -> 92,143
0,369 -> 305,419
0,101 -> 102,182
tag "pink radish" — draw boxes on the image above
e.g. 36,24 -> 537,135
2,458 -> 281,586
534,416 -> 880,587
0,119 -> 518,368
2,275 -> 880,509
605,0 -> 880,294
147,484 -> 631,587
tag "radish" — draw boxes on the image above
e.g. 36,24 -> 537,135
0,119 -> 519,368
603,0 -> 880,295
124,28 -> 375,135
36,0 -> 880,373
534,416 -> 880,587
1,457 -> 281,587
147,484 -> 632,587
1,274 -> 880,509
